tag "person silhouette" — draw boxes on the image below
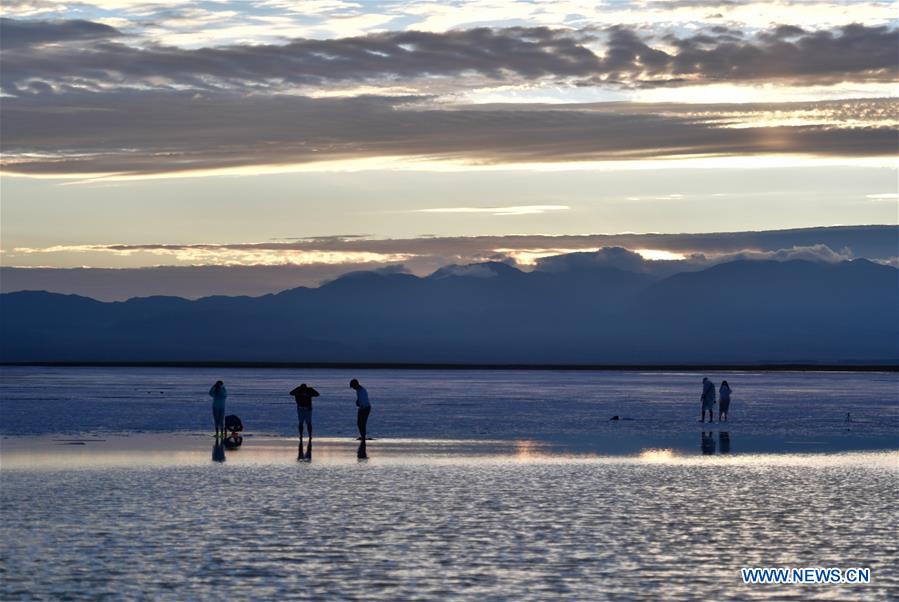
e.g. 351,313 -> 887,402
350,379 -> 372,454
700,377 -> 716,423
718,380 -> 732,422
208,380 -> 227,437
290,383 -> 319,460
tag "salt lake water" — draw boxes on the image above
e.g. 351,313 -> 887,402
1,367 -> 897,445
1,367 -> 897,600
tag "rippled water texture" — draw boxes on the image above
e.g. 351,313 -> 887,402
1,368 -> 897,599
2,452 -> 897,600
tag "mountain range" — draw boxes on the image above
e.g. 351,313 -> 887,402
1,257 -> 897,364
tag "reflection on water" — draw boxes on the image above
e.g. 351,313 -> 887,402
699,432 -> 733,455
701,432 -> 716,455
719,431 -> 731,454
513,439 -> 541,460
2,449 -> 896,600
637,448 -> 675,463
6,431 -> 899,472
223,433 -> 243,450
211,439 -> 225,463
297,441 -> 312,463
357,440 -> 368,460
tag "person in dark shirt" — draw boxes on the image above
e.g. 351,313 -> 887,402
290,383 -> 319,459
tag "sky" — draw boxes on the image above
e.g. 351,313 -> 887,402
1,0 -> 897,298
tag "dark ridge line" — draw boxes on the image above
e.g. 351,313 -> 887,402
1,362 -> 897,372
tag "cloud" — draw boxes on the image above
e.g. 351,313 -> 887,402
11,243 -> 415,267
1,18 -> 895,175
535,247 -> 648,272
1,92 -> 894,176
645,22 -> 899,86
429,263 -> 513,278
0,17 -> 122,49
688,243 -> 856,264
0,238 -> 876,301
1,20 -> 895,95
5,225 -> 895,271
418,205 -> 569,216
626,194 -> 685,201
7,226 -> 897,261
644,1 -> 740,7
0,24 -> 605,93
534,243 -> 857,279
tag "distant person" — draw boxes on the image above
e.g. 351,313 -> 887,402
290,383 -> 319,459
718,380 -> 732,422
700,377 -> 715,423
223,414 -> 243,449
209,380 -> 227,437
350,378 -> 372,442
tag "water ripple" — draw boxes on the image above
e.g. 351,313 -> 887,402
2,458 -> 897,600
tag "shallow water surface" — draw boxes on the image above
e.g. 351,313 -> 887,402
1,367 -> 897,445
1,368 -> 897,600
2,448 -> 897,600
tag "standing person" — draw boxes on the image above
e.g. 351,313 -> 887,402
718,380 -> 732,422
700,377 -> 716,423
350,378 -> 372,442
209,380 -> 227,437
290,383 -> 319,459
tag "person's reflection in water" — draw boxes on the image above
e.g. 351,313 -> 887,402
297,441 -> 312,463
357,440 -> 368,460
719,431 -> 731,454
701,431 -> 716,455
212,439 -> 226,463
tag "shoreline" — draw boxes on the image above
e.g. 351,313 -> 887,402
3,361 -> 897,372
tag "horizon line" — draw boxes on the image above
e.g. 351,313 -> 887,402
2,362 -> 897,372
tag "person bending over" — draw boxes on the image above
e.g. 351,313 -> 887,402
290,383 -> 319,459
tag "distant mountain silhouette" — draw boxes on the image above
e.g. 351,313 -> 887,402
1,258 -> 896,364
616,259 -> 899,363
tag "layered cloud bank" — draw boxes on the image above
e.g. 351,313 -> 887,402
3,20 -> 895,91
3,226 -> 895,300
3,93 -> 896,176
1,10 -> 896,176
